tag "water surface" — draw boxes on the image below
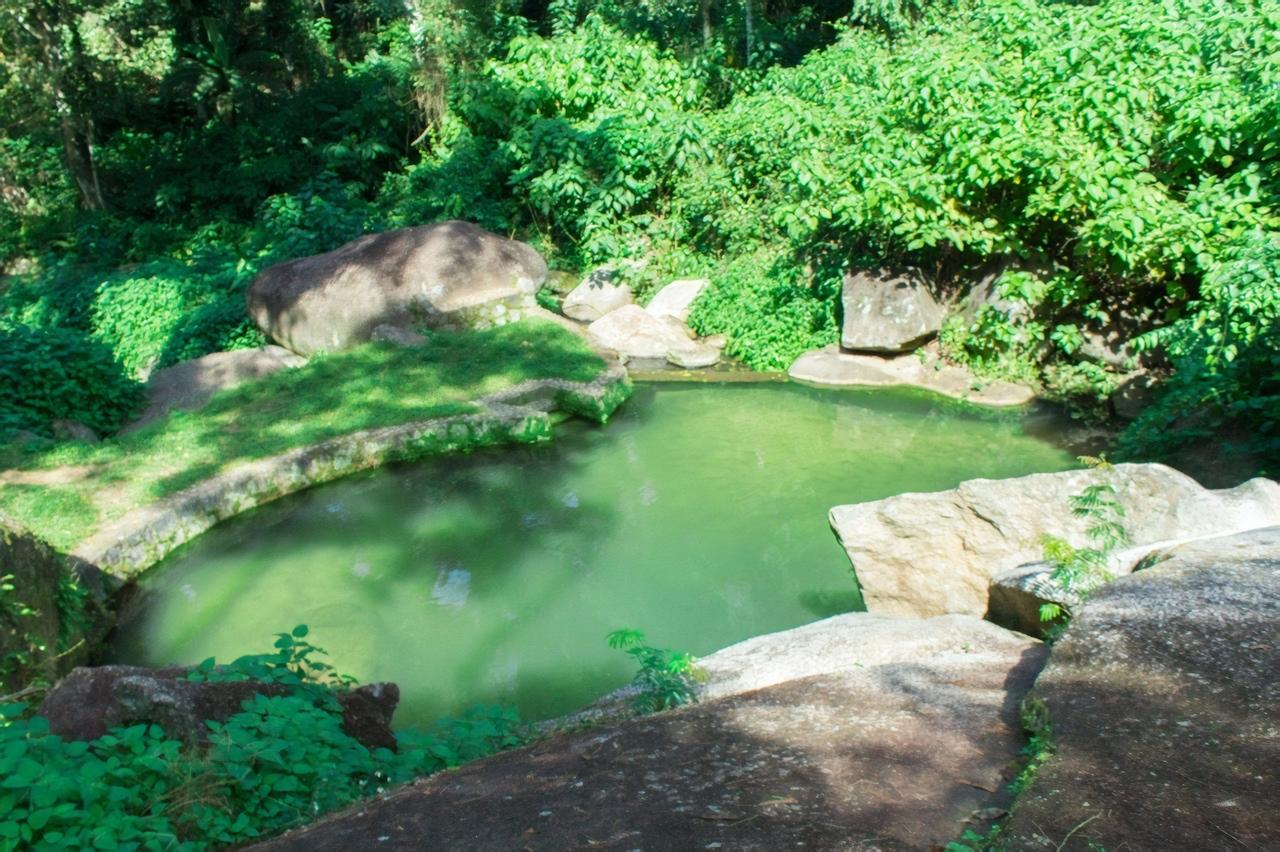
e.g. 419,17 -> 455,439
114,382 -> 1075,726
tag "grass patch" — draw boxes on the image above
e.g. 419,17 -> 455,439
0,321 -> 611,551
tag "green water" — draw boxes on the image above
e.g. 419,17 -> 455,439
112,382 -> 1075,727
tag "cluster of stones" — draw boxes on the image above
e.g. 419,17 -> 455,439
555,267 -> 726,369
788,263 -> 1155,412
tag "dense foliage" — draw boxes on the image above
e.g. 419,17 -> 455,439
1,0 -> 1276,469
0,325 -> 143,438
0,627 -> 526,848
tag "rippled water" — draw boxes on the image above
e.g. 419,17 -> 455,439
113,382 -> 1075,726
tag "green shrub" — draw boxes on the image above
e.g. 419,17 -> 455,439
0,325 -> 143,439
687,248 -> 839,371
607,628 -> 706,713
1120,232 -> 1280,471
1038,459 -> 1129,628
0,626 -> 529,848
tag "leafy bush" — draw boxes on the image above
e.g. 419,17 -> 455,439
688,248 -> 840,370
0,325 -> 143,439
1120,232 -> 1280,471
0,626 -> 528,848
607,628 -> 705,713
1038,459 -> 1129,627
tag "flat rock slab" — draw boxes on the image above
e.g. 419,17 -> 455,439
259,614 -> 1046,851
789,345 -> 1035,407
1003,527 -> 1280,850
587,304 -> 701,362
129,346 -> 304,429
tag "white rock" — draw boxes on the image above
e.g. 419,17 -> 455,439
586,304 -> 699,361
645,278 -> 709,322
562,268 -> 633,321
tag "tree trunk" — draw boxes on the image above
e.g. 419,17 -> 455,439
29,2 -> 107,210
58,114 -> 105,210
743,0 -> 754,66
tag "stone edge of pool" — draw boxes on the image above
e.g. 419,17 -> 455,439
787,345 -> 1037,407
72,365 -> 631,581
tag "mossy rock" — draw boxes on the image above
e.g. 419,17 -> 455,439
0,515 -> 112,694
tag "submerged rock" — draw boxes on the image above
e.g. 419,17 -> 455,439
1002,527 -> 1280,850
130,346 -> 305,429
257,613 -> 1045,850
841,268 -> 945,353
829,463 -> 1280,619
561,268 -> 633,321
39,665 -> 399,751
247,221 -> 546,356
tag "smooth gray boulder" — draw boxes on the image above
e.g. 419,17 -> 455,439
130,346 -> 305,429
561,267 -> 632,321
1002,527 -> 1280,850
841,268 -> 945,352
645,278 -> 708,322
247,221 -> 546,356
961,259 -> 1039,325
258,613 -> 1046,851
829,463 -> 1280,619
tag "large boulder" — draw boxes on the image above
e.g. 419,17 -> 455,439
645,278 -> 708,322
1002,527 -> 1280,850
829,463 -> 1280,619
258,613 -> 1046,850
129,346 -> 305,429
561,268 -> 633,321
841,268 -> 945,353
38,665 -> 399,751
586,304 -> 718,367
247,221 -> 547,356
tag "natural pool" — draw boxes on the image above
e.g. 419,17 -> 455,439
112,381 -> 1076,727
